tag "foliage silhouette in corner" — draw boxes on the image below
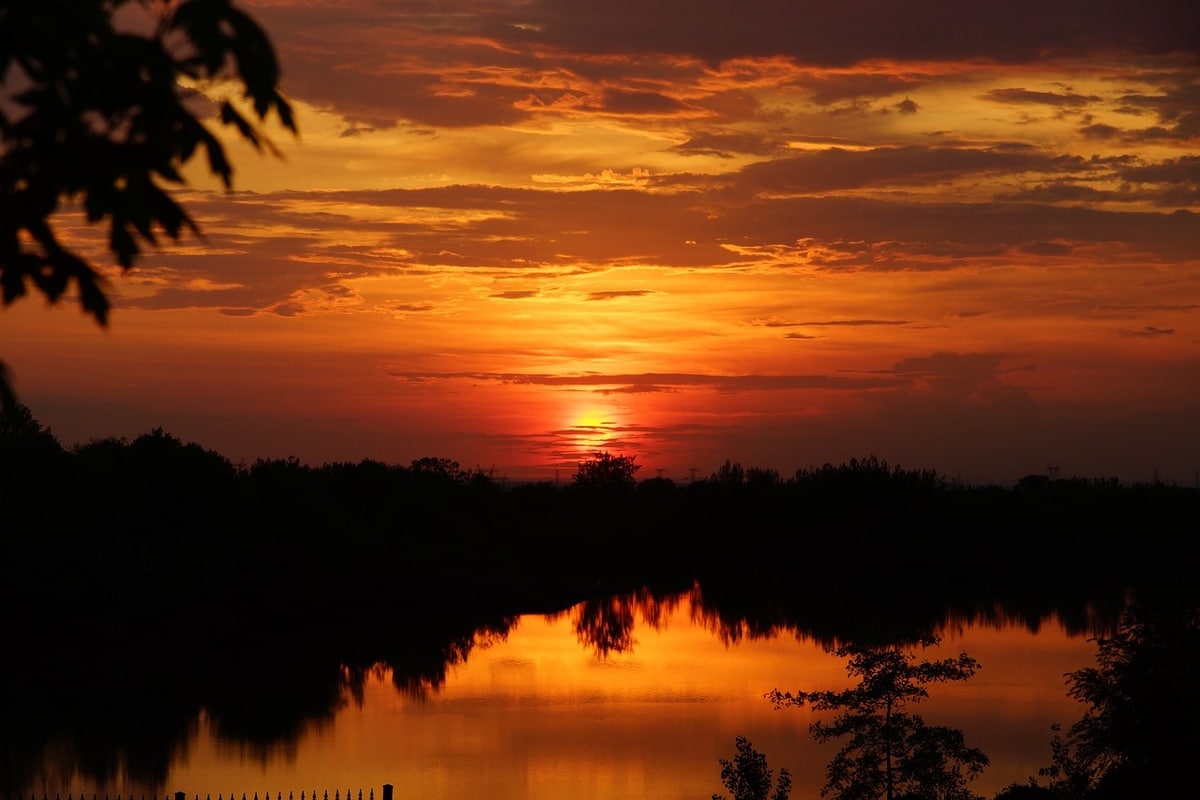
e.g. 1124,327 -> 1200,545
0,0 -> 296,408
1034,594 -> 1200,799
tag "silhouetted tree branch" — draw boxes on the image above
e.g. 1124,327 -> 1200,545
0,0 -> 295,408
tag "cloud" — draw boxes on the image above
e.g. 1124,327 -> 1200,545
795,72 -> 924,105
595,384 -> 681,394
387,370 -> 901,394
497,1 -> 1199,66
586,290 -> 654,301
596,88 -> 693,116
1068,82 -> 1200,148
888,351 -> 1009,379
1117,155 -> 1200,185
320,283 -> 356,298
272,302 -> 306,317
997,183 -> 1115,204
1114,81 -> 1200,140
488,419 -> 713,466
250,1 -> 1199,135
490,289 -> 541,299
1101,303 -> 1200,313
733,145 -> 1078,195
798,319 -> 910,327
1121,326 -> 1175,337
114,174 -> 1198,318
338,124 -> 379,138
754,317 -> 911,328
671,131 -> 788,158
985,88 -> 1100,107
718,198 -> 1199,266
866,352 -> 1036,408
1019,241 -> 1075,256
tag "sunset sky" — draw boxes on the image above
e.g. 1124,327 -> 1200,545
6,0 -> 1200,483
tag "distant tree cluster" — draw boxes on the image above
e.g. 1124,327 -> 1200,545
574,451 -> 640,490
2,406 -> 1197,644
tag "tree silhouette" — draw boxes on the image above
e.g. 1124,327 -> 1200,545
573,450 -> 640,491
1036,594 -> 1200,799
0,0 -> 294,407
769,637 -> 987,800
572,594 -> 638,657
712,458 -> 747,486
713,736 -> 792,800
0,403 -> 66,518
0,403 -> 62,457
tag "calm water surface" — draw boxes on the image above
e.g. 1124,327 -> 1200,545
51,599 -> 1097,800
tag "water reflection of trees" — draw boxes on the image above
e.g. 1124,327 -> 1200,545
7,581 -> 1197,798
556,586 -> 1200,800
686,583 -> 1125,652
552,581 -> 1128,662
564,588 -> 685,657
356,617 -> 518,700
5,426 -> 1199,794
0,611 -> 519,794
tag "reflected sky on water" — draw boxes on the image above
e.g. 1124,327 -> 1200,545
146,599 -> 1095,800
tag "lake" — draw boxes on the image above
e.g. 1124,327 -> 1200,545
26,588 -> 1100,800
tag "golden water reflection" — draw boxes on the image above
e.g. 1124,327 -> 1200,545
164,600 -> 1095,800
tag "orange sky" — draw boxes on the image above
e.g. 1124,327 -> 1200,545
5,0 -> 1200,483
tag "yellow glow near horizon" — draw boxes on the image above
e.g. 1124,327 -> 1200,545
570,406 -> 619,454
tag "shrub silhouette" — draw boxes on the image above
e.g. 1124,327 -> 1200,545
713,736 -> 791,800
770,637 -> 988,800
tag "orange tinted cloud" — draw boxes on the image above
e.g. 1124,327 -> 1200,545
6,0 -> 1198,483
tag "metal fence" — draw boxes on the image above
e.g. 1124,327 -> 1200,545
9,788 -> 394,800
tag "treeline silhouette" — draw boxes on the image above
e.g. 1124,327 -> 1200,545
2,407 -> 1198,792
3,406 -> 1196,643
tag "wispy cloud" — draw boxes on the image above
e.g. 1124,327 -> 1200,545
490,290 -> 541,300
985,88 -> 1100,107
1121,326 -> 1175,338
586,290 -> 655,301
754,317 -> 911,328
388,370 -> 901,394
